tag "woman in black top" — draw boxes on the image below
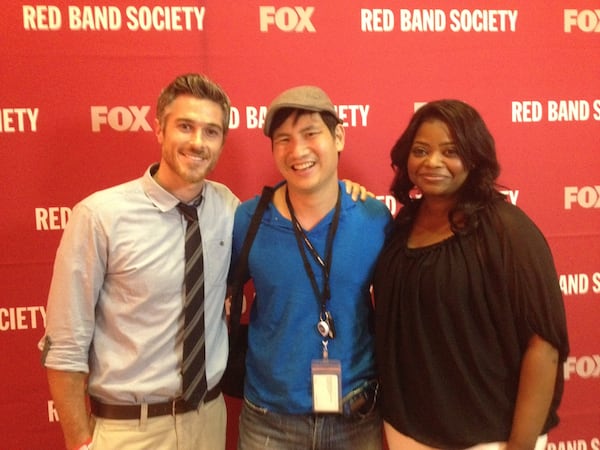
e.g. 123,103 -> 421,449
373,100 -> 569,449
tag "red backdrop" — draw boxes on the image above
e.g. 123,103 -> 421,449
1,1 -> 598,448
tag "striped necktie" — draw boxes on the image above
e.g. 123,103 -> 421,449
176,201 -> 208,409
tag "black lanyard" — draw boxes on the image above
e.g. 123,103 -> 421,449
285,185 -> 342,316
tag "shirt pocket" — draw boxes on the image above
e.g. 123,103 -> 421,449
203,234 -> 232,287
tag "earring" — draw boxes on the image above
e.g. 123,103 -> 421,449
409,185 -> 422,200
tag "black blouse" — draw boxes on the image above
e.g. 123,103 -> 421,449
373,199 -> 569,448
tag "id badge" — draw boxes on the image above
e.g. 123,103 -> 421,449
311,359 -> 342,413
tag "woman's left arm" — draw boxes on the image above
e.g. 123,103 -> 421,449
508,334 -> 559,450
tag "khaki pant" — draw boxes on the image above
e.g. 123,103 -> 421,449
92,394 -> 226,450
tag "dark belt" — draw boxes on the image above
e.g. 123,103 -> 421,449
90,386 -> 221,420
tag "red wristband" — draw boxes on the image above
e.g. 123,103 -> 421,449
72,437 -> 92,450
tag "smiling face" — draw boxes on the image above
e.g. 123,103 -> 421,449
271,111 -> 344,195
407,119 -> 469,202
154,94 -> 225,198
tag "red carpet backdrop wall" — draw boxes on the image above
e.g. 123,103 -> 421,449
1,0 -> 599,448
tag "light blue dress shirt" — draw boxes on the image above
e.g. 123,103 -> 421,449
42,164 -> 239,404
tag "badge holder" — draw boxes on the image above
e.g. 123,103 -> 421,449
311,319 -> 342,414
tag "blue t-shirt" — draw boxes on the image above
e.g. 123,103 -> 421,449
232,181 -> 392,414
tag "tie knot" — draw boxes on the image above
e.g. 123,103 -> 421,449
177,202 -> 198,223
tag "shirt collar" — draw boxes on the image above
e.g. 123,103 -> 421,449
141,163 -> 184,213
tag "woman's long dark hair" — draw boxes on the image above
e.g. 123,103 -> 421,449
390,99 -> 505,233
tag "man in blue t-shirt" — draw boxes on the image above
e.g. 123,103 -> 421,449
232,85 -> 392,450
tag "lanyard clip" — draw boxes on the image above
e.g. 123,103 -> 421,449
322,340 -> 329,359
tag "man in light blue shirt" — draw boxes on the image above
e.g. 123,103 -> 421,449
40,73 -> 238,450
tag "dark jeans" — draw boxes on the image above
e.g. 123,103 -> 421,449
238,398 -> 382,450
